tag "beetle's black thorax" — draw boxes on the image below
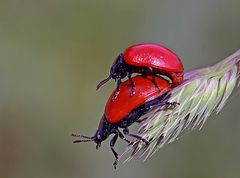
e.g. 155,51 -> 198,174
95,116 -> 117,143
98,116 -> 116,134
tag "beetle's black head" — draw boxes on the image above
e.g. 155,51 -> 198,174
72,130 -> 108,149
110,54 -> 128,80
72,116 -> 111,149
96,53 -> 127,90
92,128 -> 109,148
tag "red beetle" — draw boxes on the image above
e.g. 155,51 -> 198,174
96,43 -> 184,98
72,75 -> 176,168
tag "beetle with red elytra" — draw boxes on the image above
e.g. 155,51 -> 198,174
96,43 -> 184,98
72,75 -> 178,168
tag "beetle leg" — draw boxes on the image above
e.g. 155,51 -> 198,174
128,74 -> 135,96
123,128 -> 149,145
127,134 -> 149,145
151,75 -> 160,90
96,143 -> 101,149
153,99 -> 180,109
112,79 -> 122,100
110,133 -> 119,169
135,117 -> 147,123
117,130 -> 130,144
164,101 -> 180,109
123,127 -> 129,135
146,67 -> 160,90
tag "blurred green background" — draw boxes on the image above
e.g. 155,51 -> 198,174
0,0 -> 240,178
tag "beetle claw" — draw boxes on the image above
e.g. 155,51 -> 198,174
165,101 -> 180,109
96,143 -> 101,149
113,159 -> 118,169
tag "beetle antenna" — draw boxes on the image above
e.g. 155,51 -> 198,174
73,139 -> 93,143
71,133 -> 94,143
96,75 -> 112,90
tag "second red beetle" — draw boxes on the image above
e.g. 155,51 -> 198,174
96,43 -> 184,97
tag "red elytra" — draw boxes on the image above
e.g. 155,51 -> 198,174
105,75 -> 172,124
124,43 -> 183,73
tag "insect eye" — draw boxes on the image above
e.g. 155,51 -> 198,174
97,133 -> 101,140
